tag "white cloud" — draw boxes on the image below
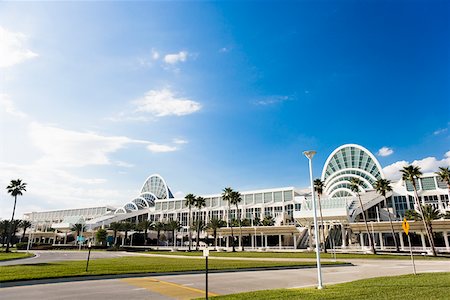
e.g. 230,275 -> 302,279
382,151 -> 450,180
0,93 -> 27,118
29,122 -> 147,167
174,191 -> 185,198
0,26 -> 38,68
377,146 -> 394,157
133,88 -> 201,117
254,95 -> 291,106
164,51 -> 188,64
433,128 -> 448,135
219,47 -> 230,53
152,49 -> 160,60
173,138 -> 188,144
147,143 -> 177,153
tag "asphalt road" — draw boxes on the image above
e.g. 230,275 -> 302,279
2,258 -> 449,299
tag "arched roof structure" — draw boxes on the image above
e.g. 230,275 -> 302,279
321,144 -> 385,198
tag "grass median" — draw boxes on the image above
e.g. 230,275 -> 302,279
0,252 -> 34,261
143,250 -> 449,260
210,272 -> 450,300
0,256 -> 345,282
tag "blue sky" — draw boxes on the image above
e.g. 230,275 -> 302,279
0,1 -> 449,219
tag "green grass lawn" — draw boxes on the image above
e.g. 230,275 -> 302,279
210,272 -> 450,300
0,256 -> 344,282
0,252 -> 34,261
144,250 -> 448,260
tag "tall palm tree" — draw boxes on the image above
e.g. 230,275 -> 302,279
6,179 -> 27,252
222,187 -> 236,251
71,223 -> 85,238
349,177 -> 376,254
374,178 -> 399,252
185,193 -> 196,251
121,222 -> 135,246
313,179 -> 327,253
153,221 -> 165,246
1,220 -> 10,247
20,220 -> 32,242
9,219 -> 21,247
436,167 -> 450,197
166,220 -> 182,247
207,218 -> 226,248
194,196 -> 206,251
401,165 -> 437,256
137,220 -> 153,245
406,204 -> 443,247
109,222 -> 122,246
230,191 -> 244,251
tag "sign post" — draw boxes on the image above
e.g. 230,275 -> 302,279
203,248 -> 209,299
86,241 -> 92,272
402,218 -> 416,275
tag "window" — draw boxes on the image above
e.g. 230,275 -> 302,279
245,194 -> 254,205
255,193 -> 263,204
264,207 -> 272,217
284,190 -> 293,201
264,192 -> 272,203
274,191 -> 283,202
421,177 -> 436,190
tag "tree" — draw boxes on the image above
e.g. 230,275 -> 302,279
1,220 -> 10,247
406,204 -> 443,248
262,216 -> 275,226
6,179 -> 27,252
230,191 -> 244,251
153,221 -> 165,246
192,219 -> 206,249
314,179 -> 327,253
71,223 -> 85,239
374,178 -> 399,252
137,220 -> 153,245
194,196 -> 206,251
109,222 -> 122,246
207,218 -> 226,248
121,222 -> 135,246
9,219 -> 21,247
401,165 -> 437,256
184,193 -> 196,251
253,217 -> 261,226
436,167 -> 450,200
166,220 -> 182,247
20,220 -> 32,242
96,228 -> 108,246
222,187 -> 236,252
349,177 -> 376,254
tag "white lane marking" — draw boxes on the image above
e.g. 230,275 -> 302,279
422,270 -> 448,273
132,288 -> 147,291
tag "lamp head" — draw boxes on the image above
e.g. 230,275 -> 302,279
303,150 -> 317,159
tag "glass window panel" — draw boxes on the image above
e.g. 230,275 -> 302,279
255,193 -> 263,204
264,192 -> 272,203
273,191 -> 283,202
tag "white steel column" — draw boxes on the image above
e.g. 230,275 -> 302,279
293,234 -> 297,249
279,235 -> 282,249
444,231 -> 449,251
420,233 -> 426,250
360,233 -> 365,249
399,233 -> 405,250
379,232 -> 384,250
341,225 -> 347,248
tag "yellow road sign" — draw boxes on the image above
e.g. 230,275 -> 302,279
402,218 -> 410,235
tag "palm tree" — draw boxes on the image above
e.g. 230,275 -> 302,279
1,220 -> 10,247
185,193 -> 196,251
222,187 -> 236,251
374,178 -> 399,252
401,165 -> 437,256
406,204 -> 443,247
9,219 -> 21,247
262,216 -> 275,226
166,220 -> 182,247
436,167 -> 450,198
207,218 -> 226,248
71,223 -> 85,239
121,222 -> 135,246
349,177 -> 376,254
96,228 -> 108,246
109,222 -> 122,246
137,220 -> 153,245
194,196 -> 206,251
230,191 -> 244,251
6,179 -> 27,252
314,179 -> 327,253
20,220 -> 32,242
153,221 -> 165,246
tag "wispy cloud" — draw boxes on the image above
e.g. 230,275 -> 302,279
0,94 -> 27,118
253,95 -> 292,106
163,51 -> 188,64
133,88 -> 201,117
434,128 -> 448,135
173,138 -> 188,145
0,26 -> 38,68
147,143 -> 178,153
377,146 -> 394,157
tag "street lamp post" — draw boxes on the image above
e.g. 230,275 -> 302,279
303,150 -> 323,289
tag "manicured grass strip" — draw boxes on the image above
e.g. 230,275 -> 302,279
0,256 -> 343,282
210,272 -> 450,300
144,250 -> 448,260
0,252 -> 34,261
